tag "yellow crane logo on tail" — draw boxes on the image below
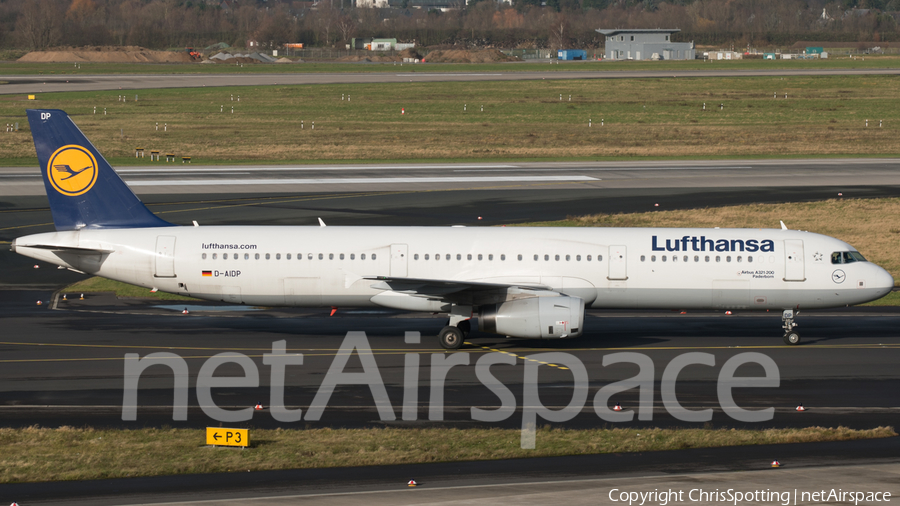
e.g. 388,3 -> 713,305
47,145 -> 98,196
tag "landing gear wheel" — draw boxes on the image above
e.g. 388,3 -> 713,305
438,325 -> 464,350
783,331 -> 800,345
457,319 -> 471,338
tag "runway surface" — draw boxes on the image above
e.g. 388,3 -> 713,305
3,159 -> 900,196
2,67 -> 900,94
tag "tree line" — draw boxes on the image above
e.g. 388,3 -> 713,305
1,0 -> 897,52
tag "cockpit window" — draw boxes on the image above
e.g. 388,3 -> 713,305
832,251 -> 867,264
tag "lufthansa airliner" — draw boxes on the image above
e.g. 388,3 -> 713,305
12,110 -> 894,349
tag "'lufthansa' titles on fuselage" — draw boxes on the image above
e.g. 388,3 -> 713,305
651,235 -> 776,253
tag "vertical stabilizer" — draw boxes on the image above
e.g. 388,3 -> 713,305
26,109 -> 173,231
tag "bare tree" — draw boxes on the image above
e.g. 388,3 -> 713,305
549,13 -> 568,50
337,12 -> 358,45
15,0 -> 64,49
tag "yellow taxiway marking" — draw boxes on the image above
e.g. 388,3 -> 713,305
472,343 -> 569,369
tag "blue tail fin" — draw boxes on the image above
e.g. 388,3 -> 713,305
27,109 -> 173,231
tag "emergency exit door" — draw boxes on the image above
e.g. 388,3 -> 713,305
390,244 -> 408,277
608,245 -> 628,280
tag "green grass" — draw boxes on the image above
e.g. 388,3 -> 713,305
62,276 -> 196,301
2,74 -> 900,164
2,54 -> 899,75
1,425 -> 893,483
861,290 -> 900,306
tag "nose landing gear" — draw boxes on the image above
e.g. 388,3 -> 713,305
782,309 -> 800,345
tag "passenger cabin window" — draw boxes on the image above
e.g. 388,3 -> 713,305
212,253 -> 217,259
318,253 -> 323,260
478,254 -> 483,260
255,253 -> 260,260
350,254 -> 355,260
457,254 -> 462,260
489,254 -> 494,261
414,254 -> 419,260
361,254 -> 366,260
276,253 -> 281,260
372,254 -> 376,260
265,253 -> 271,260
246,253 -> 250,260
468,254 -> 472,260
832,251 -> 866,264
425,254 -> 430,260
202,253 -> 207,260
587,255 -> 592,261
287,254 -> 291,260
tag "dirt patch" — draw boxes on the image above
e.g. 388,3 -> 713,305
335,54 -> 401,63
18,46 -> 193,63
422,49 -> 513,63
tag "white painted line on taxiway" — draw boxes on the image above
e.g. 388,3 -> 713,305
125,176 -> 599,186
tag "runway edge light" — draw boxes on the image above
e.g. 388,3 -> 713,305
612,403 -> 623,411
771,460 -> 781,468
408,480 -> 418,487
796,403 -> 806,411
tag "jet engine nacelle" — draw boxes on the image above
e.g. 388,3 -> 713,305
478,296 -> 584,339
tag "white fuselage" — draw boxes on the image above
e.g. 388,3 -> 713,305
13,226 -> 894,311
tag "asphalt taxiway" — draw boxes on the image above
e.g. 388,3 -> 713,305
3,159 -> 900,195
2,67 -> 900,95
2,159 -> 899,505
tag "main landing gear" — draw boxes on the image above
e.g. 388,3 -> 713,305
438,306 -> 472,350
782,309 -> 800,345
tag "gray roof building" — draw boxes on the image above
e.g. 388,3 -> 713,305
596,29 -> 694,61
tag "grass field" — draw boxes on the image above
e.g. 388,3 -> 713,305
1,425 -> 893,483
1,74 -> 899,164
1,54 -> 898,75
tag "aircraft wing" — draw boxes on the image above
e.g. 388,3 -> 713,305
364,275 -> 553,304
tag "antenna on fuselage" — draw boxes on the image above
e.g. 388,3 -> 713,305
780,220 -> 788,230
318,217 -> 327,227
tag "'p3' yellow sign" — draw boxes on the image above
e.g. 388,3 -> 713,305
206,427 -> 249,447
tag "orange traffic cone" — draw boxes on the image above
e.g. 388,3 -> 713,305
330,307 -> 338,316
255,403 -> 264,410
796,404 -> 806,412
771,460 -> 781,468
182,308 -> 189,314
150,288 -> 158,293
612,403 -> 623,412
408,480 -> 417,487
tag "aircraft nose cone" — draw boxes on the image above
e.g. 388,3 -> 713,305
873,265 -> 894,297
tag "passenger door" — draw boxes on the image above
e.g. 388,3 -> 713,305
154,236 -> 176,278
